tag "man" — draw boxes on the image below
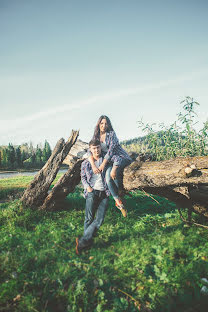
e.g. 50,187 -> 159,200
76,139 -> 110,255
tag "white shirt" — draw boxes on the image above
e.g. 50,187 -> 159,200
100,141 -> 108,153
90,159 -> 105,191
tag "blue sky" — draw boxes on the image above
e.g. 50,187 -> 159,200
1,0 -> 208,147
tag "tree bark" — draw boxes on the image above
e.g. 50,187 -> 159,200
123,156 -> 208,218
39,159 -> 83,211
21,130 -> 79,208
123,156 -> 208,190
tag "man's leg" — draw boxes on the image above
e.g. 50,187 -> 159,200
84,191 -> 97,234
79,194 -> 108,248
93,195 -> 109,229
78,191 -> 97,249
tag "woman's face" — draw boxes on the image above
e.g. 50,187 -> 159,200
99,118 -> 108,133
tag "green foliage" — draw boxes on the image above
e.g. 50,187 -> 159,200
0,140 -> 52,170
0,180 -> 208,311
122,97 -> 208,160
42,140 -> 52,162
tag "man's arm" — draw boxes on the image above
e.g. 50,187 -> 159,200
81,162 -> 93,192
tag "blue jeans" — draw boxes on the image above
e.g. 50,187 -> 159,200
105,158 -> 131,200
79,190 -> 109,248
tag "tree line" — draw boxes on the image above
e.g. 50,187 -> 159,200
0,141 -> 52,170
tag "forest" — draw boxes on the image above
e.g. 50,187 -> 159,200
0,140 -> 52,170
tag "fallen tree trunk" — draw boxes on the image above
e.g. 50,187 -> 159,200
123,156 -> 208,189
123,155 -> 208,219
21,130 -> 79,208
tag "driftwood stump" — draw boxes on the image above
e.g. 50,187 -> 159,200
21,130 -> 79,208
39,159 -> 83,210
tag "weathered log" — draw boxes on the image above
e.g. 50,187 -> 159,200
123,156 -> 208,219
40,159 -> 83,210
21,130 -> 79,207
123,156 -> 208,190
63,139 -> 88,165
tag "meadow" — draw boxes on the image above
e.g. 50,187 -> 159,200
1,174 -> 208,312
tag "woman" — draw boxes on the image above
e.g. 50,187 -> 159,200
88,115 -> 132,217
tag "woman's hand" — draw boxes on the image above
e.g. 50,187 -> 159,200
110,166 -> 118,180
99,158 -> 108,172
87,186 -> 93,193
92,164 -> 100,174
98,162 -> 106,172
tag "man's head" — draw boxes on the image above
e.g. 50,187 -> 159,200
89,139 -> 101,159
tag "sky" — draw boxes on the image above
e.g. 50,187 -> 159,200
0,0 -> 208,147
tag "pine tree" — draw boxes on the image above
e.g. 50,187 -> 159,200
2,148 -> 8,168
42,140 -> 51,162
15,146 -> 22,168
7,144 -> 15,169
35,145 -> 43,165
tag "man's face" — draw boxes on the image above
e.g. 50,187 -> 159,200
90,144 -> 101,158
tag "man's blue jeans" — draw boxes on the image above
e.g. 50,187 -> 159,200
79,190 -> 109,248
105,158 -> 131,200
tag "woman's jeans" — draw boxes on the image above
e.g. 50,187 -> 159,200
79,190 -> 109,248
105,158 -> 131,200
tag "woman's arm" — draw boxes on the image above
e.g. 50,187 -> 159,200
104,131 -> 119,161
87,149 -> 100,174
99,131 -> 119,172
88,154 -> 100,174
98,157 -> 108,172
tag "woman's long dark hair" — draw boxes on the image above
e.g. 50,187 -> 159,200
93,115 -> 114,140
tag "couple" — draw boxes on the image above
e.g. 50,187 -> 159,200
76,115 -> 132,255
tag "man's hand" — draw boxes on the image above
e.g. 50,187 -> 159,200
92,164 -> 100,174
87,186 -> 93,193
110,166 -> 118,180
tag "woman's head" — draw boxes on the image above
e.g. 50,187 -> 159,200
93,115 -> 114,139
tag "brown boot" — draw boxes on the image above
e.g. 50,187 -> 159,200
115,200 -> 127,217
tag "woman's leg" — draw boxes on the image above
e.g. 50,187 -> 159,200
105,165 -> 127,217
105,165 -> 119,201
105,158 -> 131,200
113,158 -> 132,191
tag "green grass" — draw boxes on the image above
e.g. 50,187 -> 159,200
0,178 -> 208,311
0,173 -> 65,201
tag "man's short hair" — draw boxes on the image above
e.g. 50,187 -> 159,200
89,139 -> 100,147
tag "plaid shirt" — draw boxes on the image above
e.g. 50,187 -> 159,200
81,156 -> 110,198
104,131 -> 132,165
87,131 -> 132,167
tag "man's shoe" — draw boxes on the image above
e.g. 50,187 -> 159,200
116,200 -> 127,218
75,237 -> 81,255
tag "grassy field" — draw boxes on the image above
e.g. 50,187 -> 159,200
0,175 -> 208,312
